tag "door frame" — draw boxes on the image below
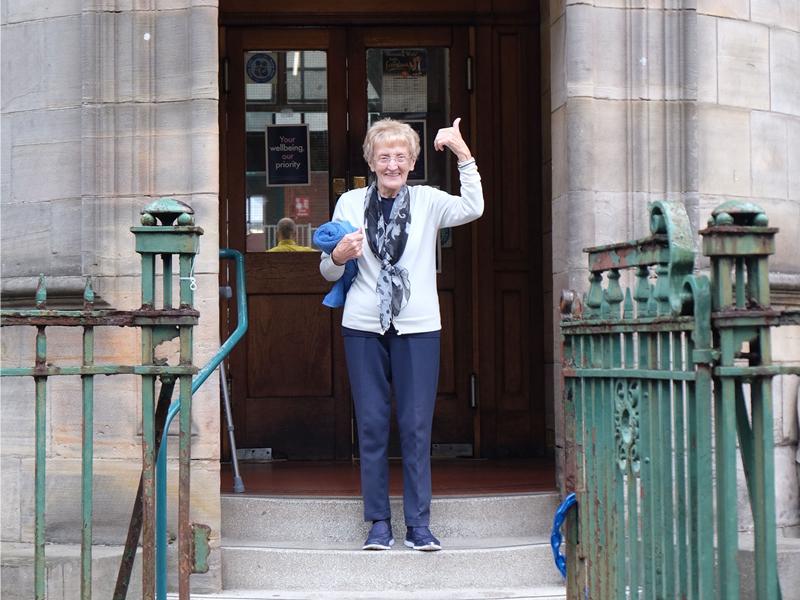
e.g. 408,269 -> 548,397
219,2 -> 548,460
219,24 -> 480,460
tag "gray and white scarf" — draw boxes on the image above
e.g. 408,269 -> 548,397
364,183 -> 411,331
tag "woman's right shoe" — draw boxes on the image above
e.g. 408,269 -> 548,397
362,519 -> 394,550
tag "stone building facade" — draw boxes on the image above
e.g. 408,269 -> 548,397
1,0 -> 798,594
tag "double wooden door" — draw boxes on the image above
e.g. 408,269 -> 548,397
221,26 -> 477,460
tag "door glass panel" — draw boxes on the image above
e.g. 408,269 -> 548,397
244,50 -> 328,252
365,48 -> 450,191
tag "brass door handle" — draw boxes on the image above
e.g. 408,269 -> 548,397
332,177 -> 346,197
352,176 -> 366,189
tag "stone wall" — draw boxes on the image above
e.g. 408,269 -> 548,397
546,0 -> 799,536
694,0 -> 800,537
1,0 -> 222,592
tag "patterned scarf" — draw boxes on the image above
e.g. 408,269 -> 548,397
364,183 -> 411,331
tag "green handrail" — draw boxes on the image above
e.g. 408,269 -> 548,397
155,248 -> 248,599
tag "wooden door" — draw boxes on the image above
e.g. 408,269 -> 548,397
221,26 -> 476,460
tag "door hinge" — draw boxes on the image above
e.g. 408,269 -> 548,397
465,56 -> 474,93
469,372 -> 478,409
221,57 -> 230,95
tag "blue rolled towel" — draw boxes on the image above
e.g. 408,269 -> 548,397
313,220 -> 359,308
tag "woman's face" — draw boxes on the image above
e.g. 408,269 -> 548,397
370,141 -> 415,198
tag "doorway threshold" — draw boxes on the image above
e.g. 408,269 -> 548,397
221,458 -> 556,496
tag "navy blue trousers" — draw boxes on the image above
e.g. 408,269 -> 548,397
342,326 -> 440,526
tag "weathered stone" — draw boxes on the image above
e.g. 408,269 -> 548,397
551,105 -> 567,198
550,197 -> 569,275
1,457 -> 21,541
751,111 -> 789,200
17,457 -> 220,548
0,16 -> 82,113
591,99 -> 628,192
698,105 -> 751,196
550,0 -> 565,25
758,198 -> 800,273
591,7 -> 627,100
565,4 -> 592,98
697,15 -> 718,103
550,13 -> 566,111
770,29 -> 800,117
772,324 -> 800,364
0,202 -> 51,277
0,542 -> 142,600
11,141 -> 82,202
565,98 -> 593,192
776,444 -> 800,529
739,534 -> 800,600
718,19 -> 770,110
789,118 -> 800,200
774,374 -> 799,445
697,0 -> 749,20
751,0 -> 800,31
4,0 -> 80,23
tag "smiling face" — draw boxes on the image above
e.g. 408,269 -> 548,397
369,141 -> 416,198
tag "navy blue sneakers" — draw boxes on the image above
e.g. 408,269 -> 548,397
362,519 -> 394,550
404,526 -> 442,551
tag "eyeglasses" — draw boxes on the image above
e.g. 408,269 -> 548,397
375,154 -> 409,165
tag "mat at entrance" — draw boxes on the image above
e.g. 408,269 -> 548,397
221,458 -> 556,496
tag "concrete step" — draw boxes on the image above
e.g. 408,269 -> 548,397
220,537 -> 562,591
176,585 -> 566,599
0,542 -> 142,600
221,492 -> 561,544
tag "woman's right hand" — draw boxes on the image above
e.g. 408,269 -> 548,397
331,228 -> 364,265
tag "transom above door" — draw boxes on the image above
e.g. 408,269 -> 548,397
221,26 -> 476,460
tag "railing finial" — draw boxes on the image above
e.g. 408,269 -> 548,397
35,274 -> 47,309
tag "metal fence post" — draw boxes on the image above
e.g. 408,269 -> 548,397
132,199 -> 203,600
701,200 -> 781,600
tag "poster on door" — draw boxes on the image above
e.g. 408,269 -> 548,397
381,49 -> 427,113
293,196 -> 310,218
266,124 -> 310,187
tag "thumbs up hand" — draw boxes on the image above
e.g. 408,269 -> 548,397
433,117 -> 473,162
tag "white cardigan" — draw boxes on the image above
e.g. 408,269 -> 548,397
319,160 -> 484,334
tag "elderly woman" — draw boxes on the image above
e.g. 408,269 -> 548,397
320,118 -> 483,551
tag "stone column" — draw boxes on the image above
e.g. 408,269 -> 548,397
547,0 -> 699,486
694,0 -> 800,539
545,0 -> 800,544
2,0 -> 222,592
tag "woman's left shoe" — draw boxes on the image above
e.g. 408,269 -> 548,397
404,526 -> 442,551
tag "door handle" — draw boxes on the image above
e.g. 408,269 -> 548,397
332,177 -> 346,197
352,176 -> 366,189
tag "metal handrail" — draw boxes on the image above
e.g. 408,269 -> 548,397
155,248 -> 248,599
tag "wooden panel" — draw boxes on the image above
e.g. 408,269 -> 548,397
501,289 -> 523,396
245,253 -> 329,294
238,28 -> 331,48
495,274 -> 529,411
438,291 -> 456,394
495,30 -> 529,261
247,294 -> 332,397
244,396 -> 336,459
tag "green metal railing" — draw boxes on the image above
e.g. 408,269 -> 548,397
0,199 -> 205,600
560,200 -> 799,600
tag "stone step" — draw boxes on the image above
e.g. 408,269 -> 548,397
176,584 -> 566,599
0,542 -> 142,600
221,492 -> 561,544
220,537 -> 563,591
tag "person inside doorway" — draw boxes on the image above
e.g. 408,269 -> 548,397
319,117 -> 483,551
267,217 -> 316,252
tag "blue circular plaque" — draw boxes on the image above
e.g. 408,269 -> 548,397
246,53 -> 277,83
